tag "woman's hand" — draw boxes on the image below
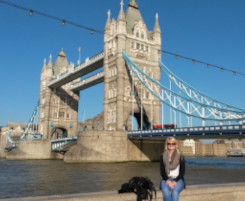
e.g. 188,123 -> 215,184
170,181 -> 177,189
166,180 -> 177,189
166,179 -> 172,187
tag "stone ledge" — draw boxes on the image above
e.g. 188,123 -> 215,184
2,183 -> 245,201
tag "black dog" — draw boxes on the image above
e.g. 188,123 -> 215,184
118,176 -> 156,201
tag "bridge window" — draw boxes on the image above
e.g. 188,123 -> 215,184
146,92 -> 149,99
60,97 -> 66,105
141,44 -> 144,50
131,42 -> 134,49
141,33 -> 144,39
228,126 -> 233,130
145,46 -> 149,52
59,111 -> 65,118
137,43 -> 140,49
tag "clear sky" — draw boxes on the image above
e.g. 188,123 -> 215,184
0,0 -> 245,127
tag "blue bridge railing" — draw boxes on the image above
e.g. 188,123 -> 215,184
128,124 -> 245,139
51,136 -> 78,152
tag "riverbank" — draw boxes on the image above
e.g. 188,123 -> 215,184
2,183 -> 245,201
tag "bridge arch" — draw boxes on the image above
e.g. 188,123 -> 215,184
130,113 -> 151,130
51,126 -> 68,139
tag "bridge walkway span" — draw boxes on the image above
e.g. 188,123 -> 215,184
71,71 -> 104,92
48,52 -> 104,89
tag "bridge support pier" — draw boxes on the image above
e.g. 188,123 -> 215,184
64,131 -> 165,163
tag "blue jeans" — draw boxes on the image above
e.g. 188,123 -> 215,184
161,178 -> 184,201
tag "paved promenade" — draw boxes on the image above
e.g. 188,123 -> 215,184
2,183 -> 245,201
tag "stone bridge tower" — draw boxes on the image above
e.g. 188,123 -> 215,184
38,50 -> 79,139
103,0 -> 161,131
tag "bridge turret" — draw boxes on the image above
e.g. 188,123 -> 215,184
53,49 -> 69,76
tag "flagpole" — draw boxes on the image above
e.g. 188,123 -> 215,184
78,47 -> 81,65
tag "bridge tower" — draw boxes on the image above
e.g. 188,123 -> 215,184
103,0 -> 162,131
38,51 -> 79,139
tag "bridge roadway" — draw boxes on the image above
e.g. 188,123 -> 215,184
128,124 -> 245,139
48,51 -> 104,89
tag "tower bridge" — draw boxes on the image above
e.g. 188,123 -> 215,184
3,0 -> 245,161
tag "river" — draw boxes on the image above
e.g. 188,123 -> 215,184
0,157 -> 245,199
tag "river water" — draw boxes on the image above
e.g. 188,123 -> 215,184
0,157 -> 245,199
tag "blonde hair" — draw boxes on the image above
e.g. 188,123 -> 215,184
164,137 -> 180,153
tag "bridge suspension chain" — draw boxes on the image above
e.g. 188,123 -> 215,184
159,61 -> 245,114
123,51 -> 245,123
19,100 -> 40,140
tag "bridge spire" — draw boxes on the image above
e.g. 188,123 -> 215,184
118,0 -> 125,21
48,54 -> 52,66
153,13 -> 161,33
129,0 -> 138,9
105,10 -> 111,30
59,48 -> 66,57
43,58 -> 46,66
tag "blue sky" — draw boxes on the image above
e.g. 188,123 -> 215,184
0,0 -> 245,127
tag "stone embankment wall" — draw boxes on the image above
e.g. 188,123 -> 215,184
179,140 -> 227,157
4,183 -> 245,201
